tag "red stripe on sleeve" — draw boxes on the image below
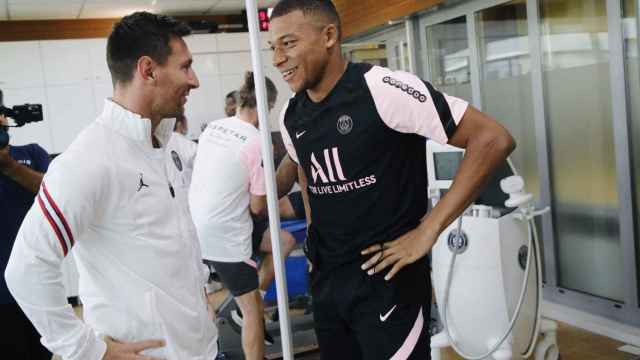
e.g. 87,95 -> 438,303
37,194 -> 68,256
42,182 -> 75,247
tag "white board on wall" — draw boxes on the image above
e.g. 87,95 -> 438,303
0,32 -> 292,152
46,83 -> 97,154
40,39 -> 93,86
0,41 -> 45,89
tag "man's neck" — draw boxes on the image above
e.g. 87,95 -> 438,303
306,57 -> 348,103
112,87 -> 163,145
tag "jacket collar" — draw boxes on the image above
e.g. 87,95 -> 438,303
97,99 -> 175,149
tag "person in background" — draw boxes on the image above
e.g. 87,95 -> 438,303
270,0 -> 515,358
0,89 -> 52,359
225,90 -> 239,117
5,12 -> 218,359
190,72 -> 295,360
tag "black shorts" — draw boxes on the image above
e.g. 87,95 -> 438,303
311,258 -> 432,360
287,191 -> 306,219
205,259 -> 259,297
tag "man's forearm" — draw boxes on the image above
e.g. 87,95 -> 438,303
6,212 -> 107,360
2,160 -> 44,193
275,155 -> 298,198
423,131 -> 515,235
297,165 -> 312,225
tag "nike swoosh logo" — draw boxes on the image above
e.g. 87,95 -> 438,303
379,305 -> 397,322
295,131 -> 306,139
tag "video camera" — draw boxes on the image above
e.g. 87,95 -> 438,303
0,104 -> 44,148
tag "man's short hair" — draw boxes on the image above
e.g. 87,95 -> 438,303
107,12 -> 191,85
0,89 -> 3,107
271,0 -> 342,40
225,91 -> 238,102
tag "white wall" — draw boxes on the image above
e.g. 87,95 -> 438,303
0,32 -> 292,154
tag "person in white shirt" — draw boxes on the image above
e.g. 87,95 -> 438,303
4,12 -> 217,360
189,72 -> 295,360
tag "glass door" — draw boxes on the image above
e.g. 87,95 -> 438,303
425,16 -> 473,103
540,0 -> 623,302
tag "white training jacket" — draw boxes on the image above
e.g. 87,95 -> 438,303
5,100 -> 217,360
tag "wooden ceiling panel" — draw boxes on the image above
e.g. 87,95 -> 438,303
333,0 -> 442,38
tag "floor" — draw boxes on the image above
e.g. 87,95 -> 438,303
273,321 -> 638,360
50,291 -> 638,359
433,322 -> 637,360
207,289 -> 638,360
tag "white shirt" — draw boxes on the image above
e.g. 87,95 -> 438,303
4,100 -> 217,360
189,117 -> 265,262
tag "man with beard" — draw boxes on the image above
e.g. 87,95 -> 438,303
5,12 -> 217,360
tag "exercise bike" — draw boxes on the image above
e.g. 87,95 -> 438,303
212,219 -> 319,360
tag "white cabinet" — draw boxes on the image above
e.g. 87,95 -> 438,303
0,41 -> 45,88
261,50 -> 292,130
219,74 -> 245,101
0,32 -> 289,150
185,75 -> 223,139
185,33 -> 218,54
86,38 -> 112,113
217,33 -> 253,52
192,53 -> 220,77
218,51 -> 254,75
92,81 -> 113,116
217,32 -> 271,52
41,39 -> 92,86
86,38 -> 110,83
46,83 -> 96,153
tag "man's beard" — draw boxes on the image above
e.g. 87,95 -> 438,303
163,104 -> 184,120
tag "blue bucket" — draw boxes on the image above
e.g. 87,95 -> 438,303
281,219 -> 307,244
264,255 -> 309,302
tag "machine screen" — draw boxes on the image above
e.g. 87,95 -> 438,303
434,151 -> 463,180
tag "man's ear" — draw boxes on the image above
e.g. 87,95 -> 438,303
324,24 -> 339,49
137,56 -> 156,82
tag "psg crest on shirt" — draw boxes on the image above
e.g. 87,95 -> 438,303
171,150 -> 183,171
337,114 -> 353,135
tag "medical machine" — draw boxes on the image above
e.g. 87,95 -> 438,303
427,140 -> 559,360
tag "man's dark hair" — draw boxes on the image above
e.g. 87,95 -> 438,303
0,89 -> 3,107
225,91 -> 238,102
271,0 -> 342,40
107,12 -> 191,85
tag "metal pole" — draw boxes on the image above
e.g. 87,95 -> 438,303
244,1 -> 294,359
467,11 -> 483,109
405,19 -> 416,73
607,0 -> 639,311
399,40 -> 408,72
527,0 -> 558,288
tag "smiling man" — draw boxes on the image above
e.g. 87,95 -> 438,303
5,12 -> 217,360
269,0 -> 515,359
